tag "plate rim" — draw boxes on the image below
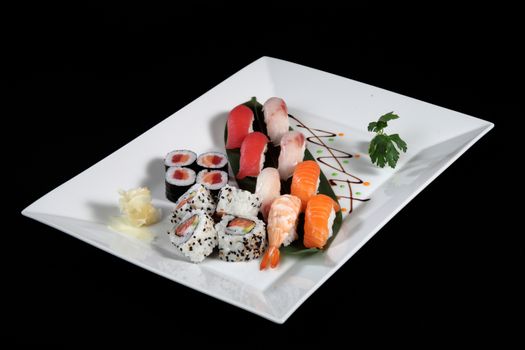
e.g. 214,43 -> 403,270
21,56 -> 494,323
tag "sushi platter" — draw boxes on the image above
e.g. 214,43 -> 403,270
163,97 -> 343,267
22,57 -> 493,323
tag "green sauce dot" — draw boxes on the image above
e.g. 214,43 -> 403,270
328,138 -> 334,142
316,150 -> 323,154
343,160 -> 349,164
331,172 -> 338,176
355,192 -> 361,196
339,185 -> 344,188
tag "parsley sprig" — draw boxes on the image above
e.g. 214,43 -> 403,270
368,112 -> 407,168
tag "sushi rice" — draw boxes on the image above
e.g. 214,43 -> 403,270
215,215 -> 266,262
170,210 -> 217,263
216,185 -> 261,218
196,169 -> 228,192
164,149 -> 197,169
171,184 -> 216,225
196,151 -> 228,172
327,208 -> 336,239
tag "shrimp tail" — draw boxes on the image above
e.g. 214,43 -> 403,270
260,246 -> 280,270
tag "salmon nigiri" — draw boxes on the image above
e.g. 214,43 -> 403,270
260,194 -> 301,270
255,167 -> 281,220
263,97 -> 289,146
291,160 -> 320,212
304,194 -> 341,249
236,132 -> 268,180
226,105 -> 254,149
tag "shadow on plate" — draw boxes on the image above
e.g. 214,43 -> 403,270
210,111 -> 228,148
354,140 -> 370,155
140,157 -> 165,199
87,201 -> 120,223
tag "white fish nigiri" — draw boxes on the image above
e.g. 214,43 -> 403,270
263,97 -> 289,146
278,131 -> 306,180
255,167 -> 281,220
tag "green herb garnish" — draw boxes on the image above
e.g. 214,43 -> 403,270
368,112 -> 407,168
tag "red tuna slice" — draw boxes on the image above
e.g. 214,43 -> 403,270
226,105 -> 254,149
201,171 -> 223,184
236,132 -> 268,180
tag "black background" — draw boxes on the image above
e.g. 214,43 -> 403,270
6,4 -> 523,345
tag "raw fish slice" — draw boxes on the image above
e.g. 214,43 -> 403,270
278,131 -> 306,180
291,160 -> 321,212
304,194 -> 340,249
236,132 -> 268,180
255,167 -> 281,220
263,97 -> 289,146
226,105 -> 254,149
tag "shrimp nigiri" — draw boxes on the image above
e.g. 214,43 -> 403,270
291,160 -> 320,212
304,194 -> 341,249
255,167 -> 281,220
260,194 -> 301,270
278,131 -> 306,180
263,97 -> 289,146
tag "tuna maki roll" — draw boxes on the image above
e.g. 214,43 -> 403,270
170,210 -> 217,263
215,215 -> 266,262
164,150 -> 197,170
196,169 -> 228,196
171,184 -> 216,225
165,167 -> 196,202
196,151 -> 228,172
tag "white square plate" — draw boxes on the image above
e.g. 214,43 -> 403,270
22,57 -> 493,323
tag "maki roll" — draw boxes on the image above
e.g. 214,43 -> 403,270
170,210 -> 218,263
196,151 -> 228,172
164,150 -> 197,170
215,215 -> 266,262
165,167 -> 196,202
196,169 -> 228,195
171,184 -> 216,225
216,184 -> 261,218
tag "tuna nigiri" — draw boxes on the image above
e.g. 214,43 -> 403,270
263,97 -> 289,146
260,195 -> 301,270
278,131 -> 306,180
291,160 -> 321,212
226,105 -> 254,149
255,167 -> 281,220
236,132 -> 268,180
304,194 -> 341,249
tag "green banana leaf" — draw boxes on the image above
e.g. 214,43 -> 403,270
224,97 -> 343,253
